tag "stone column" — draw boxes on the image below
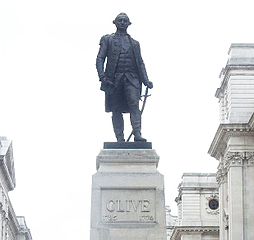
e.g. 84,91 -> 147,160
217,162 -> 228,240
209,127 -> 254,240
90,143 -> 167,240
227,151 -> 254,240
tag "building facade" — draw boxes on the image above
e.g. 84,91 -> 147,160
209,44 -> 254,240
0,137 -> 32,240
168,44 -> 254,240
169,173 -> 219,240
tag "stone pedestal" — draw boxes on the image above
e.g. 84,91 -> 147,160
90,143 -> 167,240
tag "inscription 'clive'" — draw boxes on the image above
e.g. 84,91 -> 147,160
106,200 -> 151,213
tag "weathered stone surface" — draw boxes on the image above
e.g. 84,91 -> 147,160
90,148 -> 167,240
210,44 -> 254,240
216,44 -> 254,124
175,173 -> 219,226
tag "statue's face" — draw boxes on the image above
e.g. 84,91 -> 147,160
114,15 -> 130,31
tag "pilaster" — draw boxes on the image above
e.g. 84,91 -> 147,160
209,119 -> 254,240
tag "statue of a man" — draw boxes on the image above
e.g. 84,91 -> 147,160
96,13 -> 153,142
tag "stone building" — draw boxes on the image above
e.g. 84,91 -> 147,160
0,137 -> 32,240
168,44 -> 254,240
208,44 -> 254,240
169,173 -> 219,240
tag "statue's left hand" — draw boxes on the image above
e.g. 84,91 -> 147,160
145,81 -> 153,89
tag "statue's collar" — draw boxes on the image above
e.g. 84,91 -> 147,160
114,32 -> 129,37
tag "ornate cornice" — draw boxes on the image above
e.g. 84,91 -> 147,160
216,161 -> 227,185
170,226 -> 219,240
225,152 -> 254,168
208,114 -> 254,160
216,151 -> 254,184
216,66 -> 254,99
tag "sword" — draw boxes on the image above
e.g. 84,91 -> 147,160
126,86 -> 151,142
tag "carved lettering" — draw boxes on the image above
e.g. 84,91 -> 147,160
125,200 -> 130,212
102,189 -> 155,223
106,200 -> 115,212
141,200 -> 150,212
103,215 -> 117,222
105,200 -> 151,213
139,215 -> 154,222
131,200 -> 141,212
116,200 -> 125,212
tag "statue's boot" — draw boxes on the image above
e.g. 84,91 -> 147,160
130,109 -> 147,142
134,131 -> 147,142
112,112 -> 125,142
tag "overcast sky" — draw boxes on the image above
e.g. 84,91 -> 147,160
1,0 -> 254,239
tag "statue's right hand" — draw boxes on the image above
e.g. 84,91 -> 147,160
145,81 -> 153,89
101,77 -> 114,87
100,76 -> 107,83
100,76 -> 115,94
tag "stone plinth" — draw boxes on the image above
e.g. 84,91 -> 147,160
90,144 -> 167,240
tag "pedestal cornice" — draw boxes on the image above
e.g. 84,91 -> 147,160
96,149 -> 159,170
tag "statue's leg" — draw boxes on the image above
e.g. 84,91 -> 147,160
111,80 -> 125,142
125,82 -> 146,142
112,112 -> 125,142
110,79 -> 125,142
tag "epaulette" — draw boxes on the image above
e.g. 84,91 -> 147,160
99,33 -> 139,46
99,34 -> 110,45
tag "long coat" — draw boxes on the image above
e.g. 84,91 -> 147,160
96,33 -> 149,112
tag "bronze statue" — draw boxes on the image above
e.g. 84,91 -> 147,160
96,13 -> 153,142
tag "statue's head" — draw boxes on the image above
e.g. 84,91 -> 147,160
113,13 -> 131,31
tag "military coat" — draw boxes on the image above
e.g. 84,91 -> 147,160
96,33 -> 149,112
